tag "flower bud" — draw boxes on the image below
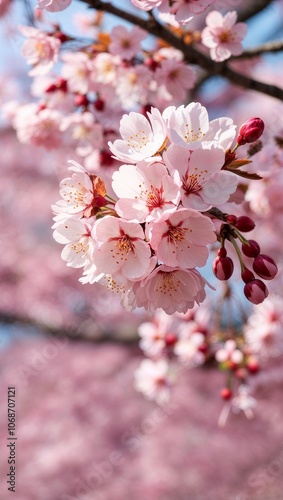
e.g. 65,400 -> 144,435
220,388 -> 232,400
75,94 -> 89,107
237,117 -> 265,146
242,239 -> 260,258
253,254 -> 278,280
165,333 -> 178,347
213,256 -> 234,281
94,98 -> 105,111
244,279 -> 268,304
246,358 -> 260,375
235,216 -> 255,232
225,214 -> 237,225
241,268 -> 255,284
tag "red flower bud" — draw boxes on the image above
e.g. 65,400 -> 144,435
213,256 -> 234,281
246,358 -> 260,375
253,254 -> 278,280
217,247 -> 227,258
235,216 -> 255,232
241,268 -> 255,284
165,333 -> 178,347
94,98 -> 105,111
220,388 -> 232,400
237,117 -> 265,146
57,78 -> 68,92
74,94 -> 89,107
241,239 -> 260,258
225,214 -> 237,225
244,279 -> 268,304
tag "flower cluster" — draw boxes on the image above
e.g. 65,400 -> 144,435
52,104 -> 275,316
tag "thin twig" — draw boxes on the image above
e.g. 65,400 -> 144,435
233,40 -> 283,59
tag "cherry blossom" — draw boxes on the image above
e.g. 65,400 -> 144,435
61,52 -> 96,94
109,25 -> 147,60
37,0 -> 72,12
108,107 -> 167,164
52,217 -> 96,268
138,310 -> 175,357
112,161 -> 180,223
91,216 -> 152,281
53,160 -> 107,218
131,0 -> 168,11
215,339 -> 244,365
155,59 -> 196,101
134,358 -> 173,405
202,10 -> 247,62
60,112 -> 103,157
163,102 -> 236,151
13,104 -> 63,149
173,0 -> 215,24
164,143 -> 237,210
148,208 -> 216,268
174,330 -> 206,366
134,266 -> 207,314
19,25 -> 61,76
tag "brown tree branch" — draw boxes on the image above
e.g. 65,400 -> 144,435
237,0 -> 275,23
232,40 -> 283,59
79,0 -> 283,101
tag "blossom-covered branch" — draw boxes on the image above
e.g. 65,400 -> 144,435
79,0 -> 283,100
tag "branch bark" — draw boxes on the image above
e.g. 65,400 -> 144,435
232,40 -> 283,59
237,0 -> 275,23
79,0 -> 283,101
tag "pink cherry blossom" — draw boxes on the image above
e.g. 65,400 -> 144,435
174,331 -> 206,366
52,217 -> 96,268
155,59 -> 196,101
61,52 -> 96,94
244,295 -> 283,359
91,216 -> 152,281
13,104 -> 63,149
163,102 -> 236,151
202,10 -> 247,62
164,143 -> 238,210
112,161 -> 180,223
138,310 -> 175,357
134,265 -> 207,314
148,208 -> 216,268
116,65 -> 152,109
109,25 -> 147,60
215,339 -> 244,364
53,160 -> 106,218
92,53 -> 119,85
37,0 -> 72,12
19,25 -> 60,76
108,107 -> 167,164
173,0 -> 215,24
134,358 -> 173,405
131,0 -> 168,11
60,112 -> 103,157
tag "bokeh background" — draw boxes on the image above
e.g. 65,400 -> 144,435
1,1 -> 283,499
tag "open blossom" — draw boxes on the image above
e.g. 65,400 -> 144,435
134,266 -> 207,314
112,161 -> 180,223
91,216 -> 152,281
215,339 -> 244,365
155,59 -> 196,101
244,296 -> 283,359
116,65 -> 152,109
53,160 -> 107,218
37,0 -> 72,12
13,104 -> 63,148
164,143 -> 237,210
163,102 -> 236,151
202,11 -> 247,62
174,330 -> 206,366
52,218 -> 96,268
138,310 -> 174,357
19,25 -> 60,76
148,208 -> 216,268
134,359 -> 173,405
60,112 -> 103,156
109,25 -> 147,60
173,0 -> 215,24
108,107 -> 167,164
131,0 -> 167,11
61,52 -> 96,94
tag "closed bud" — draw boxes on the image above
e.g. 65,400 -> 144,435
244,279 -> 268,304
165,333 -> 178,347
241,268 -> 255,284
75,94 -> 89,107
94,98 -> 105,111
235,216 -> 255,232
237,117 -> 265,145
213,256 -> 234,281
242,239 -> 260,257
220,388 -> 232,400
253,254 -> 278,280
